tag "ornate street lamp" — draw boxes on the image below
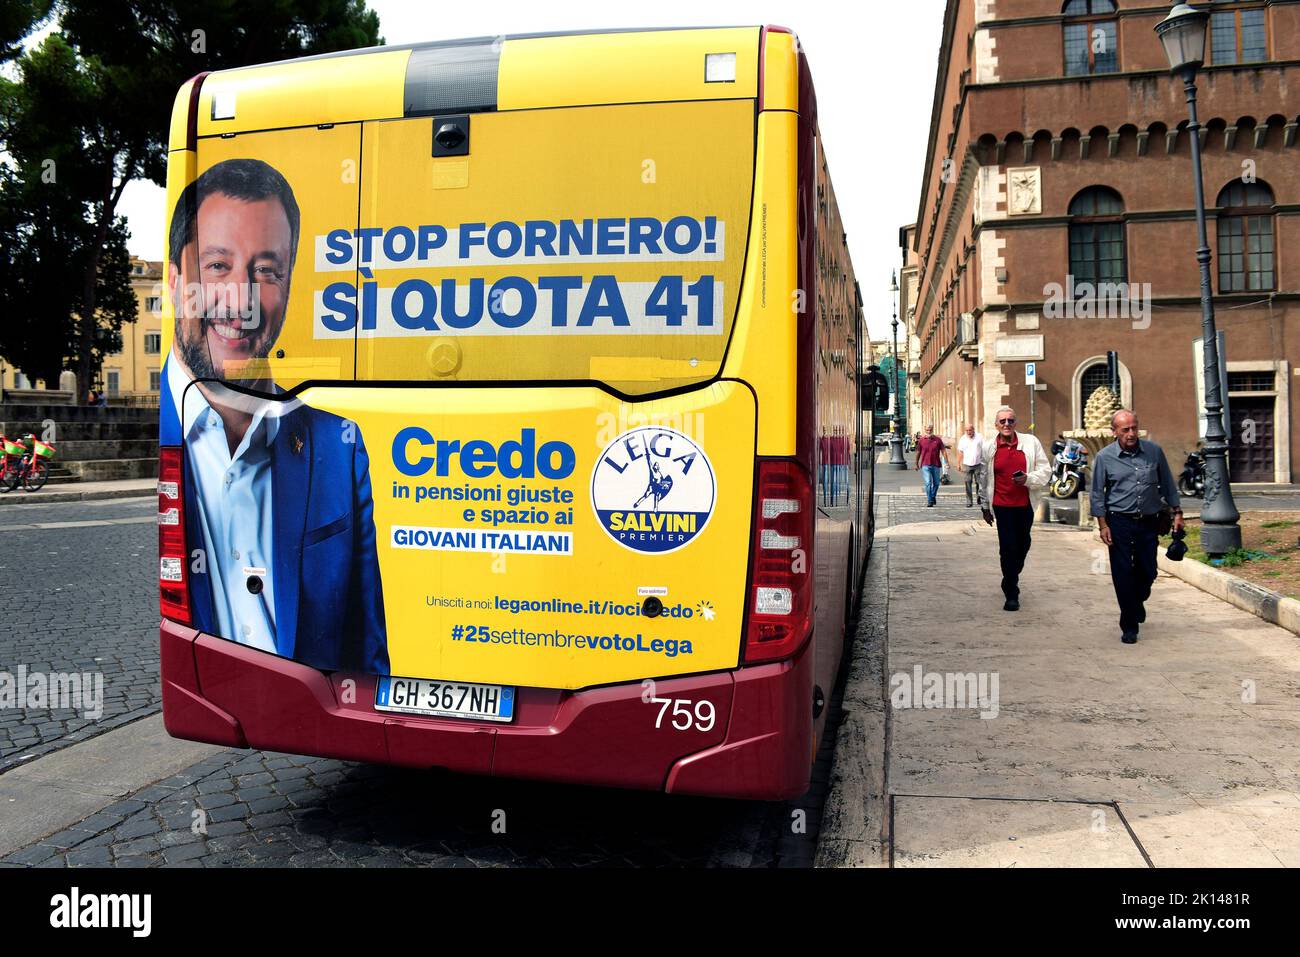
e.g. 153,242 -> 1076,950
1155,3 -> 1241,556
888,271 -> 907,468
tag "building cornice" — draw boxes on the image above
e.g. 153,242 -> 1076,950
968,58 -> 1300,93
977,0 -> 1300,34
914,0 -> 964,258
980,204 -> 1300,232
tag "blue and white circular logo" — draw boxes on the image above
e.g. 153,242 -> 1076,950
591,426 -> 716,554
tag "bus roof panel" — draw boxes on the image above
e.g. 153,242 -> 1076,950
497,27 -> 760,110
195,48 -> 411,139
185,27 -> 762,142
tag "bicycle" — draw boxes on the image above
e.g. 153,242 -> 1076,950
0,433 -> 54,492
0,434 -> 26,492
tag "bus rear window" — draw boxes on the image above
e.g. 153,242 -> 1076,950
188,98 -> 754,395
350,99 -> 754,393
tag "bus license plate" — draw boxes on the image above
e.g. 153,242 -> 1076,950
374,676 -> 514,722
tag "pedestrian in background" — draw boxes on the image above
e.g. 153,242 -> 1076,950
980,406 -> 1050,610
1090,409 -> 1183,645
957,422 -> 986,508
914,424 -> 949,508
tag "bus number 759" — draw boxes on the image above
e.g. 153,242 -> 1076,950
651,696 -> 716,732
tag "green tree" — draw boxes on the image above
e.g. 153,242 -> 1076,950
0,35 -> 137,393
0,0 -> 53,63
0,1 -> 382,402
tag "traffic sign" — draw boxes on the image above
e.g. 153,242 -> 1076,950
1025,362 -> 1037,385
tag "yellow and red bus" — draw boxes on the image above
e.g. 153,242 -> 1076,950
157,25 -> 874,799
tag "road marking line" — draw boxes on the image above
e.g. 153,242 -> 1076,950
27,520 -> 113,529
0,516 -> 156,532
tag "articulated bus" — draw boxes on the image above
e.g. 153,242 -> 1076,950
157,25 -> 875,799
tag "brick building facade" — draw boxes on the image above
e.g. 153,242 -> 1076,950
907,0 -> 1300,482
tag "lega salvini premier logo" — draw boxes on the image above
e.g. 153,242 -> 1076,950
592,426 -> 716,554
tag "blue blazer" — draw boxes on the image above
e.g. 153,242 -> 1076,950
161,372 -> 390,675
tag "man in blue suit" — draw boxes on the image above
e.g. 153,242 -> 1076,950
162,158 -> 388,674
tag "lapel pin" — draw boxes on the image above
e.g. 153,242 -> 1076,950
291,433 -> 304,455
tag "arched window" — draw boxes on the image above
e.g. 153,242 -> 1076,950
1209,1 -> 1268,65
1069,187 -> 1127,294
1063,1 -> 1118,76
1080,362 -> 1113,412
1072,355 -> 1132,428
1217,181 -> 1275,292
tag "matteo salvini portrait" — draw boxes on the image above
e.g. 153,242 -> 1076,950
161,158 -> 389,674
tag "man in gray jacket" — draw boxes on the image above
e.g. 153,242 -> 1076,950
1090,409 -> 1184,644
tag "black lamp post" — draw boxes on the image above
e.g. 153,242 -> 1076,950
1155,3 -> 1241,556
888,271 -> 907,468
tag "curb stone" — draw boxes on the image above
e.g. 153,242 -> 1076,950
0,484 -> 155,506
814,538 -> 891,868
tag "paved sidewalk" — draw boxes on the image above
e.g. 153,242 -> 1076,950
822,512 -> 1300,867
0,478 -> 155,506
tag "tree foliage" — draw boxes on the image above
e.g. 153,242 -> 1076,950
0,33 -> 137,390
0,1 -> 382,398
0,0 -> 53,63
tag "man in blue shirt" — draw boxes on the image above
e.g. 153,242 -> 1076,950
1090,409 -> 1183,645
161,158 -> 388,674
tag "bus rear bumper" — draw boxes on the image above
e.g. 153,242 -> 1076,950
160,619 -> 814,800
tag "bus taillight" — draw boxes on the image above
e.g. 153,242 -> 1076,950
743,459 -> 814,664
158,447 -> 191,624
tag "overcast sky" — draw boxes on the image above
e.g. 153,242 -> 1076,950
114,0 -> 946,341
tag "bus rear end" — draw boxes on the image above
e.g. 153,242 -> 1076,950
158,26 -> 829,799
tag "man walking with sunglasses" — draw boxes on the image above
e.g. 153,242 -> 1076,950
979,406 -> 1051,611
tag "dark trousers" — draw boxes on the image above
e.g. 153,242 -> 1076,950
993,504 -> 1035,600
1106,512 -> 1160,633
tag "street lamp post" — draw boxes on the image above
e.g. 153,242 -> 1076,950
888,271 -> 907,468
1155,4 -> 1242,556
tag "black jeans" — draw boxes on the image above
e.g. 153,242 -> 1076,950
993,504 -> 1035,600
1106,512 -> 1160,633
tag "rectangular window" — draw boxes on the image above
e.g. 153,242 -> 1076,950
149,370 -> 162,391
145,296 -> 162,313
1211,8 -> 1268,65
1218,216 -> 1275,292
1064,21 -> 1118,76
106,371 -> 120,395
1227,371 -> 1274,393
1064,23 -> 1091,76
1070,222 -> 1127,292
144,333 -> 162,354
1093,21 -> 1118,74
1241,9 -> 1267,61
1211,11 -> 1238,64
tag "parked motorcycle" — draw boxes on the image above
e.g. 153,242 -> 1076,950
1049,438 -> 1088,499
1178,449 -> 1206,498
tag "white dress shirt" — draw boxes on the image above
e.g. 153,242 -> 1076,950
167,356 -> 279,654
958,433 -> 984,467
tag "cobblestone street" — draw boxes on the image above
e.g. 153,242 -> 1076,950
1,743 -> 838,868
0,497 -> 841,868
0,497 -> 160,768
